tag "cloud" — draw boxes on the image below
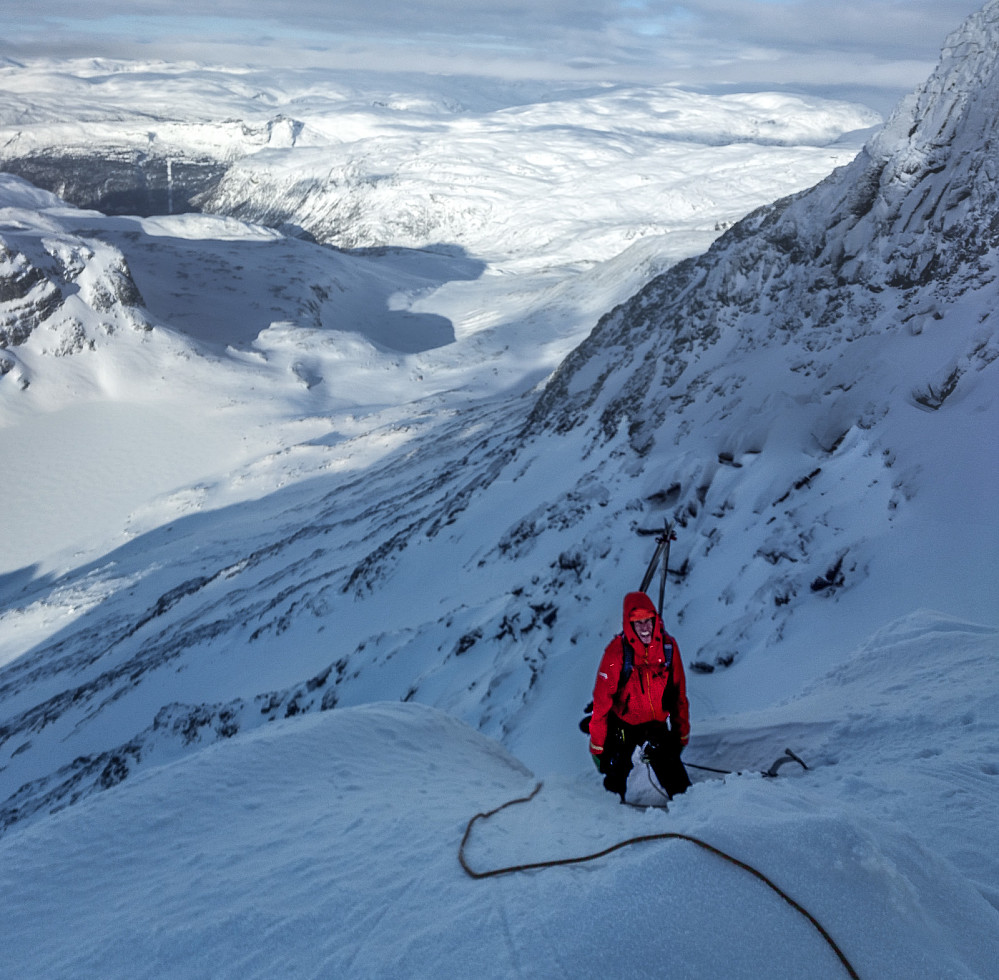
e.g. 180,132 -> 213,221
1,1 -> 988,112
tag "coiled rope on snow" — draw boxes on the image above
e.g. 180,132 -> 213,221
458,781 -> 860,980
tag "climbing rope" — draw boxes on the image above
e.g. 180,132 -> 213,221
636,758 -> 673,806
458,782 -> 860,980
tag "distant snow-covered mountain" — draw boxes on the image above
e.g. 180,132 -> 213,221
0,62 -> 879,268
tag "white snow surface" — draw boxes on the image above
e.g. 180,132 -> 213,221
1,626 -> 998,980
1,6 -> 999,978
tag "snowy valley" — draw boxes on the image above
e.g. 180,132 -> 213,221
1,4 -> 998,978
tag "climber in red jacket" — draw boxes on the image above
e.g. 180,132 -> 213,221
589,591 -> 691,802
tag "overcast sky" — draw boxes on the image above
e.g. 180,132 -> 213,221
2,1 -> 989,113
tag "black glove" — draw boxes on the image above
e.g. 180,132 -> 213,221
591,753 -> 604,773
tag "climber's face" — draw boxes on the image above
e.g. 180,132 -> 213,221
632,617 -> 655,645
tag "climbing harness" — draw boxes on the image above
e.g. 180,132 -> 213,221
458,782 -> 860,980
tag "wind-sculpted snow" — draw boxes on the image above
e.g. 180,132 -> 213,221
2,686 -> 998,979
0,661 -> 341,836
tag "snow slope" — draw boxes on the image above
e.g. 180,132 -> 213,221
2,625 -> 997,980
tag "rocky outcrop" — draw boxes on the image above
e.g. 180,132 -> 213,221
0,227 -> 148,364
0,242 -> 62,347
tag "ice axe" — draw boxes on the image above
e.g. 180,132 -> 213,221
763,748 -> 809,777
685,748 -> 810,778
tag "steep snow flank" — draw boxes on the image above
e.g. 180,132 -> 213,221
862,1 -> 999,271
520,0 -> 999,674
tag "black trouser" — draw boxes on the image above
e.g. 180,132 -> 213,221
600,715 -> 690,802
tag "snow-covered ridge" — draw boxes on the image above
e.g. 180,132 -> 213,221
531,0 -> 999,440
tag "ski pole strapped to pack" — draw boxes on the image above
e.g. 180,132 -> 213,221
638,520 -> 677,618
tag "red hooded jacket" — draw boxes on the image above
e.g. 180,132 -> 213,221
589,591 -> 690,757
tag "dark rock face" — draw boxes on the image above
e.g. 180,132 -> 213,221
1,151 -> 228,216
0,243 -> 62,347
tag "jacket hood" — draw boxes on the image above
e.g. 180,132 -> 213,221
622,591 -> 659,638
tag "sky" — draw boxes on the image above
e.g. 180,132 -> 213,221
0,1 -> 989,113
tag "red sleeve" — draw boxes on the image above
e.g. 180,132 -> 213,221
670,640 -> 690,744
589,639 -> 622,755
